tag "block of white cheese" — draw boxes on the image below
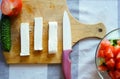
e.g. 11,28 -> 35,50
20,23 -> 30,56
48,22 -> 58,54
34,17 -> 43,50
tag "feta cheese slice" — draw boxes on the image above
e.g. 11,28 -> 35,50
48,22 -> 58,54
20,23 -> 30,56
34,17 -> 43,50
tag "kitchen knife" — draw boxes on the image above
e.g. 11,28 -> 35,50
62,11 -> 72,79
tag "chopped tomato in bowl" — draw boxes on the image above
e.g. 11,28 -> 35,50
96,28 -> 120,79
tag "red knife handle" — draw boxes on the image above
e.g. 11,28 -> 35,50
62,50 -> 72,79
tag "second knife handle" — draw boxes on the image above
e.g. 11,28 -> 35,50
62,50 -> 72,79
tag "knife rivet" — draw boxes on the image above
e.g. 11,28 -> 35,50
98,28 -> 102,32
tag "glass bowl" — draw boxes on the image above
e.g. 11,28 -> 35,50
95,28 -> 120,79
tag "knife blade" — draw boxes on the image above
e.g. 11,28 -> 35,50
62,11 -> 72,79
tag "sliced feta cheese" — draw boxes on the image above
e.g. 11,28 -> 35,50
48,22 -> 58,54
34,17 -> 43,50
20,23 -> 30,56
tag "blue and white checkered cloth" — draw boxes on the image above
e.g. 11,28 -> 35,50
0,0 -> 119,79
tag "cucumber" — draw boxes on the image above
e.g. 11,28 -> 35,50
0,14 -> 11,51
109,39 -> 117,46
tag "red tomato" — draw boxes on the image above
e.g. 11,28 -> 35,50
116,62 -> 120,69
97,39 -> 111,58
98,65 -> 108,71
116,52 -> 120,61
115,47 -> 120,58
106,58 -> 115,69
114,47 -> 120,57
100,39 -> 110,50
97,49 -> 105,57
105,46 -> 114,59
114,70 -> 120,79
110,45 -> 115,53
108,71 -> 116,79
1,0 -> 22,16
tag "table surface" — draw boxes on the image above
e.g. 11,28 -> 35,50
0,0 -> 119,79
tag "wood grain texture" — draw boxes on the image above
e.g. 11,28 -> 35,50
3,0 -> 106,64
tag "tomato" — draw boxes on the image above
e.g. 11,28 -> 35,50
114,46 -> 120,57
97,39 -> 111,58
105,46 -> 114,59
114,70 -> 120,79
100,39 -> 110,50
108,71 -> 116,79
97,49 -> 105,57
106,58 -> 115,69
116,52 -> 120,61
98,65 -> 108,71
116,62 -> 120,69
1,0 -> 22,16
108,70 -> 120,79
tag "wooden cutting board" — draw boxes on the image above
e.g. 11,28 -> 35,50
3,0 -> 106,64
